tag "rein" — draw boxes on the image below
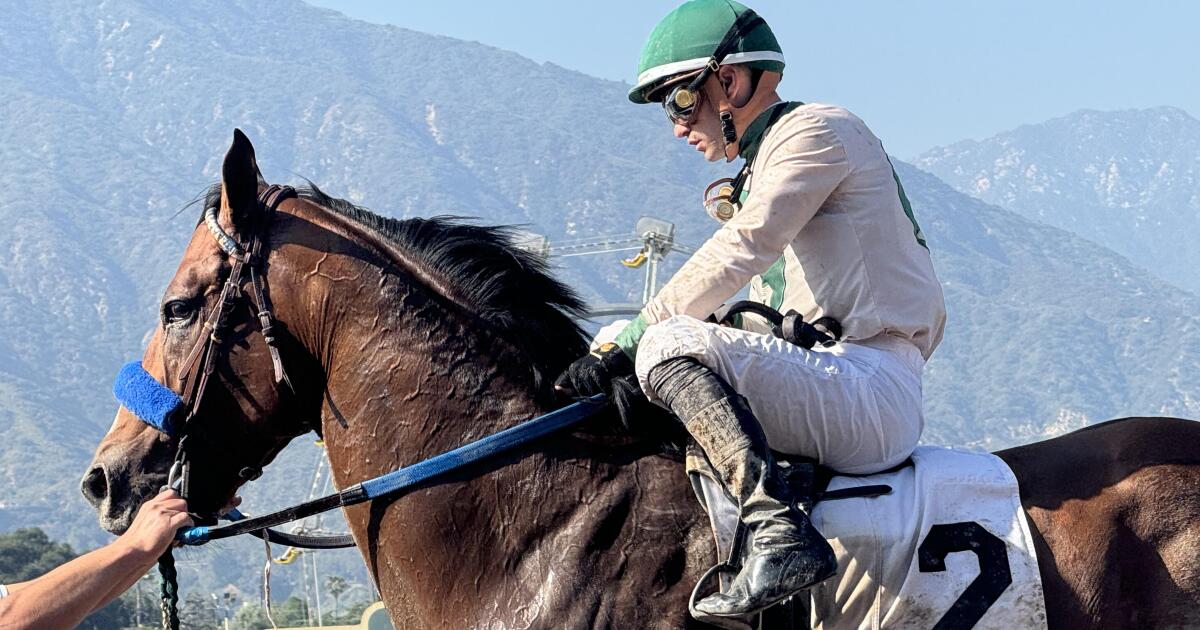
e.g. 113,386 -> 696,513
117,356 -> 606,546
176,393 -> 607,545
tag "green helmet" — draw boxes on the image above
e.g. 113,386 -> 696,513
629,0 -> 785,104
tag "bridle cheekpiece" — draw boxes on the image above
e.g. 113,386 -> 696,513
113,184 -> 297,505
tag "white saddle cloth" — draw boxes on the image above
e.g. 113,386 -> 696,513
693,446 -> 1049,629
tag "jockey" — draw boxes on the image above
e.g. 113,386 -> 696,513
557,0 -> 946,618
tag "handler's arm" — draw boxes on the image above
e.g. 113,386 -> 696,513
0,489 -> 192,629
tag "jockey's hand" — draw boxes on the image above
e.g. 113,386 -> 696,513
610,373 -> 654,431
555,342 -> 634,398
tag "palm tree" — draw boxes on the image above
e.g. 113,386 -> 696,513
325,575 -> 350,620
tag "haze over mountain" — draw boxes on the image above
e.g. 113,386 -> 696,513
1,0 -> 1197,612
897,161 -> 1200,446
914,107 -> 1200,294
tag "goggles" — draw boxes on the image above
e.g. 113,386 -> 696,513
662,75 -> 705,125
703,162 -> 751,222
704,178 -> 739,222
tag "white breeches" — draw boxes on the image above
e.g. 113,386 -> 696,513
633,316 -> 925,475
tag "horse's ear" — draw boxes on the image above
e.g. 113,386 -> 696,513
221,128 -> 263,226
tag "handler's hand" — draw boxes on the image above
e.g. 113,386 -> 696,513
116,488 -> 193,559
220,495 -> 243,516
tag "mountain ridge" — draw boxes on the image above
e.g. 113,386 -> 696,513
914,105 -> 1200,293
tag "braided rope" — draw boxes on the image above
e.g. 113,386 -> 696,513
157,551 -> 180,630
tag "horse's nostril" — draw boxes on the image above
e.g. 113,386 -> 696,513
81,465 -> 109,506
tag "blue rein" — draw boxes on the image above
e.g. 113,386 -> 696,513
112,360 -> 608,546
358,393 -> 607,499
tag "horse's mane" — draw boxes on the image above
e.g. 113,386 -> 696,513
198,183 -> 590,395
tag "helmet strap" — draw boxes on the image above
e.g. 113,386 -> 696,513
721,111 -> 737,145
697,74 -> 738,162
709,70 -> 783,161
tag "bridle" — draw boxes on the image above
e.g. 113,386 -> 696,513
165,184 -> 296,507
111,180 -> 607,628
111,182 -> 608,546
113,184 -> 351,630
114,183 -> 351,547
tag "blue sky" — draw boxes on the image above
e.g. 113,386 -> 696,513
305,1 -> 1198,158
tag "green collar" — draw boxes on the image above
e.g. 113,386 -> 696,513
738,101 -> 803,163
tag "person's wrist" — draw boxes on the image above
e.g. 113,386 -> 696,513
599,342 -> 633,375
112,533 -> 163,564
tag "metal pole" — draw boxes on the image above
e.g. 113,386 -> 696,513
641,260 -> 652,305
302,550 -> 313,625
313,548 -> 324,626
647,256 -> 659,301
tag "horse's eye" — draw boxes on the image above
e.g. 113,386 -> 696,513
162,299 -> 196,325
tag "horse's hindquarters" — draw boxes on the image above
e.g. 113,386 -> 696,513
1001,417 -> 1200,629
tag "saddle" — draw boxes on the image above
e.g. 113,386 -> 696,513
687,447 -> 903,629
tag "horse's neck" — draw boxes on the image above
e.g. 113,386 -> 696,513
316,315 -> 707,625
285,211 -> 709,626
294,222 -> 545,466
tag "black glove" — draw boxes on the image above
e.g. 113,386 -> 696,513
555,342 -> 634,397
610,373 -> 654,432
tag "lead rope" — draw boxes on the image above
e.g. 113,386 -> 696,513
157,551 -> 180,630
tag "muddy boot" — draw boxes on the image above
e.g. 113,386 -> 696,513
647,357 -> 836,618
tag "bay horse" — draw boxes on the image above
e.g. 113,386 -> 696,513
83,131 -> 1200,628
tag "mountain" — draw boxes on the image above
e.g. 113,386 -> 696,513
913,107 -> 1200,294
0,0 -> 717,530
901,161 -> 1200,447
1,0 -> 1198,613
0,0 -> 720,604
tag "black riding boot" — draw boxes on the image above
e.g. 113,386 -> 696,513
647,357 -> 836,618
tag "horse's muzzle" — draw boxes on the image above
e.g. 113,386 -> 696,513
81,460 -> 133,533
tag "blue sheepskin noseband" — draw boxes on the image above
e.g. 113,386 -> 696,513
113,361 -> 183,436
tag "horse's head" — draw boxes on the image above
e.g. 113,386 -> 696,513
83,130 -> 320,533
